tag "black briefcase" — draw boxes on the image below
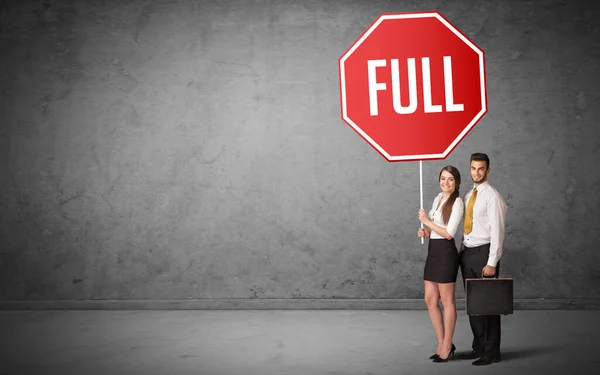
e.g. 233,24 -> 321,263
465,277 -> 514,316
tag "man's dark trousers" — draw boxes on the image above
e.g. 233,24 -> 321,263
460,243 -> 501,356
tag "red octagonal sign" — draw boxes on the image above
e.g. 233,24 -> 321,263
339,11 -> 487,161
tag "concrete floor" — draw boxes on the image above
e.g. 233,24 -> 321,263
1,310 -> 598,375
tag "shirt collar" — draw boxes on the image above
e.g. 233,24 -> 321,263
473,180 -> 490,192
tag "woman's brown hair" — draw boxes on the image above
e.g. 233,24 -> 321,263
439,166 -> 461,224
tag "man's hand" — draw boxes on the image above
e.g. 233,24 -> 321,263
482,265 -> 496,277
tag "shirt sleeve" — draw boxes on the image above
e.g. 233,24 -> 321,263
445,197 -> 464,238
487,191 -> 507,267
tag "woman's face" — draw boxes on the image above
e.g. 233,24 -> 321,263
439,170 -> 456,195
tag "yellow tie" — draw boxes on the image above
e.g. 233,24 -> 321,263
464,188 -> 478,234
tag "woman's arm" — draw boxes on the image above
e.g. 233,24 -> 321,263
417,195 -> 438,238
445,198 -> 464,238
418,199 -> 464,240
419,211 -> 453,240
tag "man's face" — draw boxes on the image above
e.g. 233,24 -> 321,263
470,160 -> 489,184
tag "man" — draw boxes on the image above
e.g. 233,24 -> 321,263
458,153 -> 507,366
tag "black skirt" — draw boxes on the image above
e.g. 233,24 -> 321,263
424,238 -> 459,283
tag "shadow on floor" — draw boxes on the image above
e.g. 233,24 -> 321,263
500,346 -> 562,361
455,346 -> 561,362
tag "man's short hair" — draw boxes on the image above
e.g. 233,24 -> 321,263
470,152 -> 490,168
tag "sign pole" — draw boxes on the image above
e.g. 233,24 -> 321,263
419,160 -> 424,244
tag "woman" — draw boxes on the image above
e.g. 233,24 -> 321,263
417,165 -> 463,363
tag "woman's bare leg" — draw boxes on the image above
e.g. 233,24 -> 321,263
438,282 -> 457,358
424,280 -> 444,354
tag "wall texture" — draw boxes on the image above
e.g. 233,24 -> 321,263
1,0 -> 599,308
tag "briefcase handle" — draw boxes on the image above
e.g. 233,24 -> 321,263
481,268 -> 496,279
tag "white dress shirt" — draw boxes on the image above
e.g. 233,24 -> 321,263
461,180 -> 507,267
428,193 -> 464,239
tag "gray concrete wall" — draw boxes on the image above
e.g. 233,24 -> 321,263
1,0 -> 599,307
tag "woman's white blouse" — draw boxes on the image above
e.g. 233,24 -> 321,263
428,193 -> 464,239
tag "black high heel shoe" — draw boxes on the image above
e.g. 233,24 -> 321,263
429,342 -> 455,359
432,343 -> 455,363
